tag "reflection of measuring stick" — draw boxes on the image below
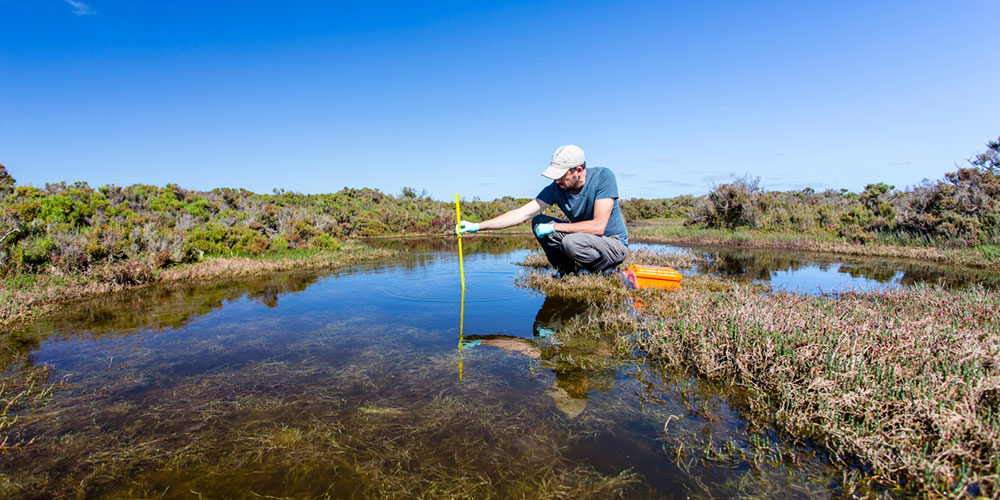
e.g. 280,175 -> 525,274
458,286 -> 465,380
456,194 -> 466,380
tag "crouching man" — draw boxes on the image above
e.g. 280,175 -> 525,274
457,145 -> 628,275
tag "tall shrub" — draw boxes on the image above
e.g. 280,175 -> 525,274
686,175 -> 762,229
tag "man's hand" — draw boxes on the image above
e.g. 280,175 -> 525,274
533,222 -> 555,238
456,220 -> 479,235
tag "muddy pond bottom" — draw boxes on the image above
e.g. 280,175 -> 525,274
3,241 -> 847,498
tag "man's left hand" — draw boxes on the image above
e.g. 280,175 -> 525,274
534,222 -> 555,237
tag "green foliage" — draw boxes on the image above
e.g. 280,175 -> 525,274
182,224 -> 271,261
980,245 -> 1000,260
269,234 -> 289,252
20,236 -> 54,268
186,197 -> 210,218
860,183 -> 896,219
309,233 -> 341,250
620,196 -> 696,220
0,164 -> 15,197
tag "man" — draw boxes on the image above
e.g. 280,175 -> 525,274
457,145 -> 628,275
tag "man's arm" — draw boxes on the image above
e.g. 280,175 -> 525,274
478,198 -> 549,230
551,198 -> 614,235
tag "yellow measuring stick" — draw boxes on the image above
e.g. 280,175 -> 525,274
455,194 -> 465,290
456,193 -> 466,380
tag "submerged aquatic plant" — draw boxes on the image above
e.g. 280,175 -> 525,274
0,335 -> 642,499
0,363 -> 60,453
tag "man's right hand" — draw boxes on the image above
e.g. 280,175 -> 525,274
456,220 -> 480,235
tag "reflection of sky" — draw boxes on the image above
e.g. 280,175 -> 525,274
317,248 -> 543,337
631,242 -> 910,295
28,249 -> 545,376
768,266 -> 904,295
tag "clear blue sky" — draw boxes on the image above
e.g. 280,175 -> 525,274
2,1 -> 997,200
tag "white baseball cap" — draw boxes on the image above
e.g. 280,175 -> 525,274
541,145 -> 585,179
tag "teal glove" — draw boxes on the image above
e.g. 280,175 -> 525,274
456,220 -> 479,235
536,327 -> 555,338
533,222 -> 555,237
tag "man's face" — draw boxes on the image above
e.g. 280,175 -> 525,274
555,166 -> 585,193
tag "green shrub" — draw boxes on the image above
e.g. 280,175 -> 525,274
182,225 -> 227,262
185,197 -> 210,218
0,164 -> 14,193
309,233 -> 341,250
20,236 -> 54,268
269,235 -> 289,252
86,239 -> 109,261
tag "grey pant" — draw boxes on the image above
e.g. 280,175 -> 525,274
532,214 -> 629,274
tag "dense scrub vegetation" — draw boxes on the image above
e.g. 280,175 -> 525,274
0,175 -> 527,276
685,137 -> 1000,247
1,137 -> 995,279
618,195 -> 697,221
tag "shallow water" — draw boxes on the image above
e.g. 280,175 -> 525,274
631,241 -> 1000,294
3,237 -> 991,498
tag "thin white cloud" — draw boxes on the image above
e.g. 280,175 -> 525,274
651,156 -> 676,163
65,0 -> 94,15
699,173 -> 731,185
650,180 -> 694,187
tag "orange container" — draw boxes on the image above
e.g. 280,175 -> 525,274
624,264 -> 682,290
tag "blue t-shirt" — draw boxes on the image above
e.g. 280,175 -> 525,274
536,166 -> 629,246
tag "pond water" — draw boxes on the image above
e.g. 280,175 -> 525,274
632,241 -> 1000,294
2,237 -> 993,498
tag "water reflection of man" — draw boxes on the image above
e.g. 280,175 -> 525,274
456,145 -> 629,275
470,297 -> 616,419
532,295 -> 586,337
